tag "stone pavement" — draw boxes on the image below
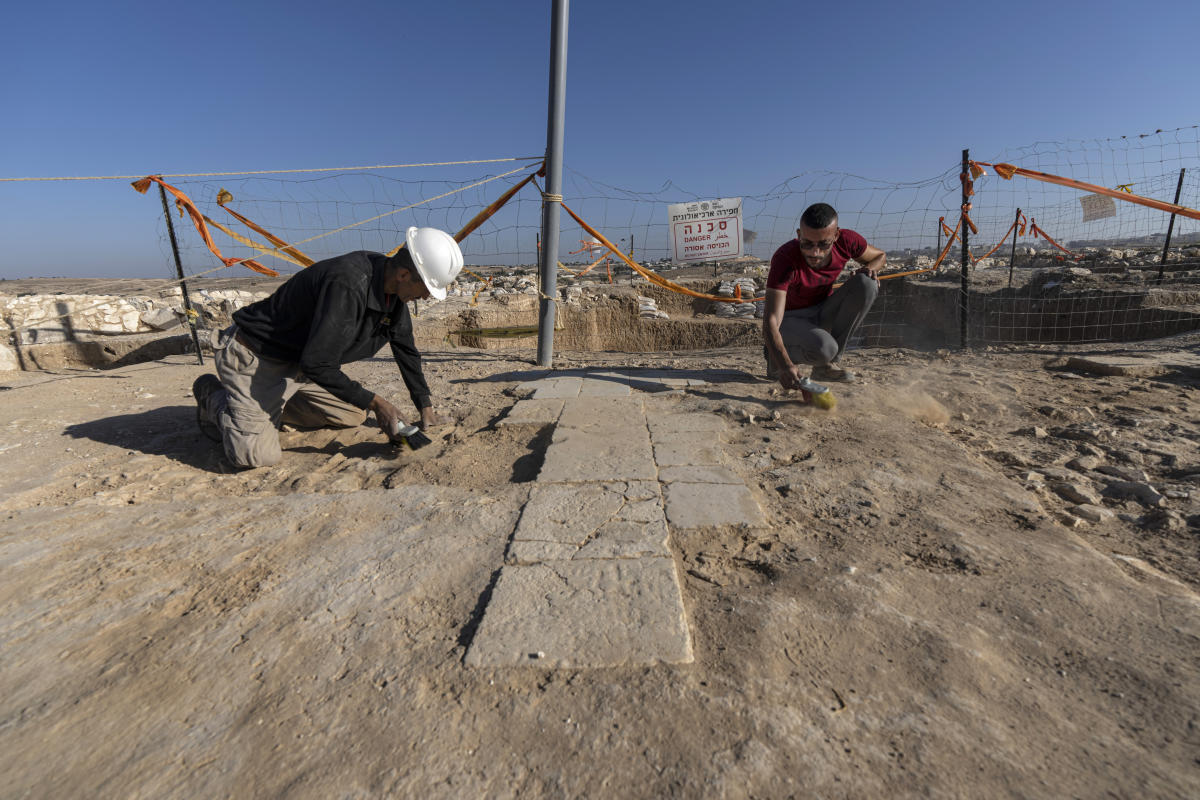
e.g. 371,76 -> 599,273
466,369 -> 767,668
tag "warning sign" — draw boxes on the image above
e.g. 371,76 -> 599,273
668,198 -> 743,262
1080,193 -> 1117,222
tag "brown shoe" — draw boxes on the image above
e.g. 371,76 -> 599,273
811,363 -> 856,383
192,374 -> 224,442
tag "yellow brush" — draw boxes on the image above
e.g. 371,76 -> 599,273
798,377 -> 837,410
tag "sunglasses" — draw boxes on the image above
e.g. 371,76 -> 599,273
798,238 -> 837,252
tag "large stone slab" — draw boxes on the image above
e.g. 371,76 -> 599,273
658,465 -> 743,484
464,558 -> 694,668
531,376 -> 583,399
663,482 -> 767,528
507,482 -> 669,563
556,396 -> 646,433
538,428 -> 657,482
578,377 -> 632,397
649,430 -> 723,467
646,411 -> 726,436
1066,353 -> 1200,378
498,398 -> 564,426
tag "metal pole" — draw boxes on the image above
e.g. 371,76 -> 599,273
960,149 -> 970,349
158,183 -> 204,365
1157,167 -> 1186,284
1007,207 -> 1021,288
537,0 -> 569,367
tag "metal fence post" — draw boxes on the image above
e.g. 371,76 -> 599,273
1157,167 -> 1186,284
158,183 -> 204,365
1007,207 -> 1021,288
536,0 -> 569,367
960,149 -> 970,349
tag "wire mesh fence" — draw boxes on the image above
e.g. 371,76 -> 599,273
6,127 -> 1200,351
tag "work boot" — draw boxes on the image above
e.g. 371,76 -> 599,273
811,363 -> 856,383
192,374 -> 224,442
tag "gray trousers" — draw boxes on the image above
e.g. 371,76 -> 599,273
778,272 -> 878,365
210,326 -> 368,468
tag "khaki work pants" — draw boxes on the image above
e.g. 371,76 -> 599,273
210,326 -> 367,468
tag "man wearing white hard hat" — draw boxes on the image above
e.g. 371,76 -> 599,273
191,226 -> 464,468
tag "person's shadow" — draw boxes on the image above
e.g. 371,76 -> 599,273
65,407 -> 401,473
64,406 -> 231,473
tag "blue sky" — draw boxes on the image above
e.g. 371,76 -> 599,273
2,0 -> 1197,277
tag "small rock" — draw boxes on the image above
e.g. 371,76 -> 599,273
1139,509 -> 1186,532
1066,455 -> 1102,472
1070,504 -> 1114,523
1052,481 -> 1102,506
1102,481 -> 1166,507
1039,466 -> 1074,482
1096,464 -> 1149,483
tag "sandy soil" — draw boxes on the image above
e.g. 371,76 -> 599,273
1,305 -> 1198,796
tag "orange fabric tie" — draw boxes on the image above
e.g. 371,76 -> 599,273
132,176 -> 277,276
972,161 -> 1200,221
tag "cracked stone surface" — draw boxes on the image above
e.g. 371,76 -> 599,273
531,376 -> 584,399
538,427 -> 657,482
467,374 -> 766,668
578,377 -> 632,397
658,465 -> 743,484
507,482 -> 669,563
646,411 -> 727,436
463,558 -> 694,668
498,398 -> 564,426
537,400 -> 657,481
652,437 -> 723,467
556,396 -> 645,431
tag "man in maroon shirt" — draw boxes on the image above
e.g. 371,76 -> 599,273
763,202 -> 886,387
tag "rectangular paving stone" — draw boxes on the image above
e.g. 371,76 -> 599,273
512,371 -> 555,396
531,377 -> 583,399
538,428 -> 657,482
663,482 -> 767,528
498,398 -> 564,426
646,411 -> 726,437
557,396 -> 645,432
508,519 -> 669,563
464,558 -> 694,668
653,440 -> 723,468
575,519 -> 669,560
658,465 -> 743,484
512,484 -> 626,544
508,483 -> 669,564
648,428 -> 724,445
577,378 -> 632,397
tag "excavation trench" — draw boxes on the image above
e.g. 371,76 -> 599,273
4,278 -> 1199,371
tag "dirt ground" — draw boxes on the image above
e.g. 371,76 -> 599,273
1,305 -> 1198,796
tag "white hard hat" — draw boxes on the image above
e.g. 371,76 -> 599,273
405,226 -> 463,301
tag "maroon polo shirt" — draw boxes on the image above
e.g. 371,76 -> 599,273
766,229 -> 867,310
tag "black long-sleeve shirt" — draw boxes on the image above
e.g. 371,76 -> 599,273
232,251 -> 431,411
